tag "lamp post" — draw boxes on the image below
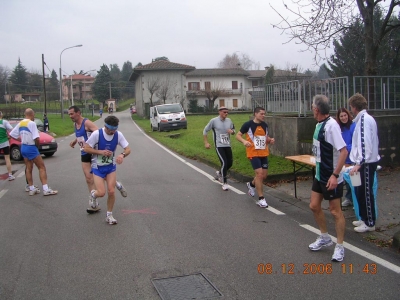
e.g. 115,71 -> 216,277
59,44 -> 82,119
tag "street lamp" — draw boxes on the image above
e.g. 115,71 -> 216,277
59,44 -> 82,119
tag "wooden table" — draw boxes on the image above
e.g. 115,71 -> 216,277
285,155 -> 316,198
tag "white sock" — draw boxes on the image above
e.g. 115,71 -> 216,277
336,243 -> 344,247
30,185 -> 35,191
43,184 -> 48,191
321,232 -> 330,240
107,211 -> 112,217
115,181 -> 121,189
9,173 -> 12,176
91,191 -> 97,199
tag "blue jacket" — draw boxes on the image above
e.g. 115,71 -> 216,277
341,122 -> 356,164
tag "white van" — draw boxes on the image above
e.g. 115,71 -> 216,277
150,103 -> 187,132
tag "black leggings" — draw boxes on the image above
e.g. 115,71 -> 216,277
216,147 -> 233,183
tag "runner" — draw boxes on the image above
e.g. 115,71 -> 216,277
10,108 -> 58,196
68,106 -> 127,213
0,111 -> 15,181
236,107 -> 275,207
83,115 -> 130,224
203,107 -> 235,191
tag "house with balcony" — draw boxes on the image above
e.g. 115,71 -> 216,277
185,68 -> 251,111
61,74 -> 95,102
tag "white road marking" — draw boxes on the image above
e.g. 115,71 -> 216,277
0,189 -> 8,199
300,224 -> 400,274
266,206 -> 286,215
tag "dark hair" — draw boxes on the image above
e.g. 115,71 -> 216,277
105,115 -> 119,127
336,107 -> 353,129
254,107 -> 265,115
348,93 -> 367,111
68,105 -> 81,113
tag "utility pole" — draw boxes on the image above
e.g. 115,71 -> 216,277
42,54 -> 47,114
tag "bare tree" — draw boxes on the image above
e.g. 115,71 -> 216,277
202,81 -> 227,110
270,0 -> 400,75
146,76 -> 161,107
217,52 -> 255,69
156,77 -> 176,104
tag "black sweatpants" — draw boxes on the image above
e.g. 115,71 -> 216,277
216,147 -> 233,184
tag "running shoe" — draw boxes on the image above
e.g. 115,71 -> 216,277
222,184 -> 229,191
106,214 -> 117,225
8,175 -> 15,181
256,198 -> 268,208
331,245 -> 345,262
214,171 -> 222,183
89,190 -> 98,208
43,188 -> 58,196
352,220 -> 364,227
309,236 -> 333,251
116,181 -> 127,197
246,182 -> 255,197
354,223 -> 375,233
28,187 -> 41,196
26,185 -> 39,192
341,198 -> 352,207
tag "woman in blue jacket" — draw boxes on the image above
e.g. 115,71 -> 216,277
336,108 -> 356,207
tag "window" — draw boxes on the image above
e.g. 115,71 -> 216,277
232,81 -> 238,89
205,81 -> 211,90
219,99 -> 225,107
252,80 -> 259,87
233,99 -> 238,107
188,82 -> 200,90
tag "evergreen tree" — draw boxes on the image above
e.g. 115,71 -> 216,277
9,58 -> 28,93
47,69 -> 59,101
121,61 -> 135,99
92,64 -> 112,103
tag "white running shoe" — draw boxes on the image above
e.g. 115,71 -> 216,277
8,175 -> 15,181
354,223 -> 375,233
222,184 -> 229,191
43,188 -> 58,196
89,190 -> 98,208
331,245 -> 345,262
26,185 -> 39,192
214,171 -> 223,183
352,220 -> 364,227
256,198 -> 268,208
341,198 -> 352,207
116,181 -> 127,197
29,187 -> 41,196
247,182 -> 255,197
309,236 -> 333,251
106,214 -> 117,225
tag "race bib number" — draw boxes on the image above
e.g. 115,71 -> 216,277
254,136 -> 266,150
220,133 -> 229,145
312,139 -> 321,162
77,136 -> 85,150
97,154 -> 114,166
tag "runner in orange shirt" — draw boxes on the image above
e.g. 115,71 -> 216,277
236,107 -> 275,207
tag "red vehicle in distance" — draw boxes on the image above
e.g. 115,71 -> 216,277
0,119 -> 58,161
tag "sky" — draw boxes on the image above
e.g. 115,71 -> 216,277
1,0 -> 328,77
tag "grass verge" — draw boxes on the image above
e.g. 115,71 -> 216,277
132,114 -> 294,177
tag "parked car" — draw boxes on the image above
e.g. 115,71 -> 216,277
10,118 -> 44,132
0,120 -> 57,160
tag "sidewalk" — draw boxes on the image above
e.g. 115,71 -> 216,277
266,166 -> 400,252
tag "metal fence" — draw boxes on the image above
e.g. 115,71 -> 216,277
353,76 -> 400,109
252,76 -> 400,115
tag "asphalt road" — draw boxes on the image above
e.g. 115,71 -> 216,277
0,111 -> 399,300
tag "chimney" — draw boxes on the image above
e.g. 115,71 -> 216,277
265,66 -> 270,71
291,68 -> 297,72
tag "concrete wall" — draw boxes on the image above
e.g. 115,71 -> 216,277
266,115 -> 400,166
